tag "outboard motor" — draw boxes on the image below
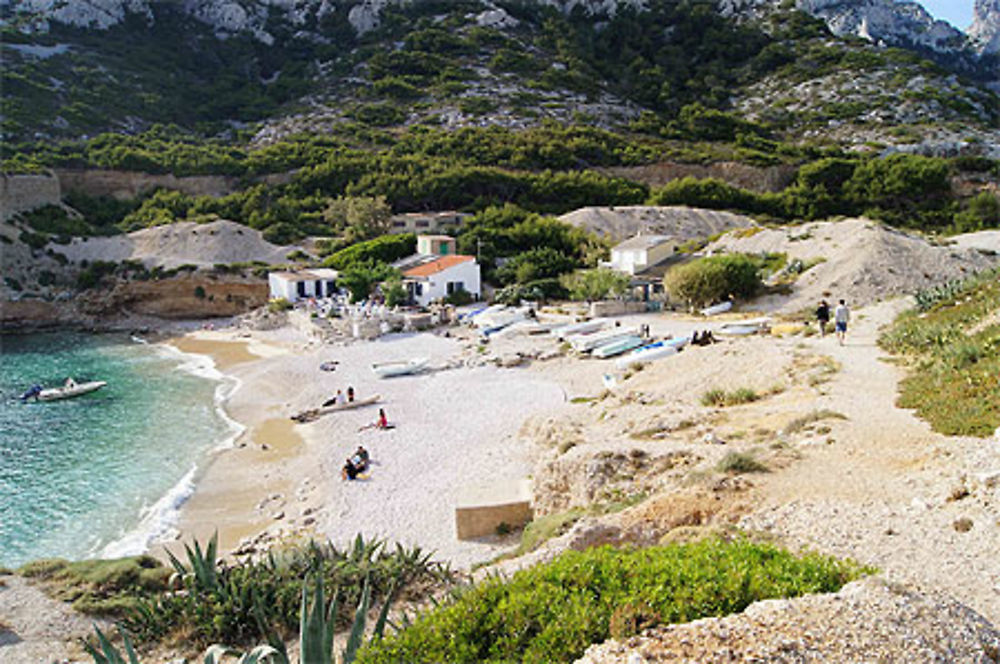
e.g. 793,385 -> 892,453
20,385 -> 43,402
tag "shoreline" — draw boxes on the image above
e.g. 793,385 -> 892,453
149,324 -> 571,569
155,331 -> 319,561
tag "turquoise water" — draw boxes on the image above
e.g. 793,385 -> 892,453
0,332 -> 238,567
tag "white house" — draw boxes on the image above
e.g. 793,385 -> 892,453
268,268 -> 340,303
606,234 -> 676,275
400,254 -> 480,307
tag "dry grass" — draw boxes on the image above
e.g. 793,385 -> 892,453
784,409 -> 848,434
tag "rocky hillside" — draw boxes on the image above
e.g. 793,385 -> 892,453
1,0 -> 997,152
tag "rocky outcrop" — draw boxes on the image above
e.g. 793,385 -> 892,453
970,0 -> 1000,53
0,173 -> 61,221
575,577 -> 1000,663
719,0 -> 983,57
76,274 -> 268,319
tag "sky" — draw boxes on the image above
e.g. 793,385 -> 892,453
918,0 -> 975,30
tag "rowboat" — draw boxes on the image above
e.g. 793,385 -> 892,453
717,317 -> 771,336
291,394 -> 381,423
570,328 -> 638,353
701,301 -> 733,316
34,380 -> 107,402
592,335 -> 644,358
551,318 -> 609,340
615,341 -> 680,369
372,357 -> 428,378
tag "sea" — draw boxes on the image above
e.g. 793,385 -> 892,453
0,331 -> 240,568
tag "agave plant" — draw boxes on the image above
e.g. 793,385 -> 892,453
88,572 -> 399,664
166,531 -> 220,593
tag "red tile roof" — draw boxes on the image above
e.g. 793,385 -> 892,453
403,254 -> 475,277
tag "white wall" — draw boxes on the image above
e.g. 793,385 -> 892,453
268,275 -> 339,302
411,260 -> 481,307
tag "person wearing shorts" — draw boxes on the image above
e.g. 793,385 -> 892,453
834,299 -> 850,345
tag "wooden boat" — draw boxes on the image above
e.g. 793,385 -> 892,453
551,318 -> 609,340
35,380 -> 107,402
371,357 -> 428,378
570,328 -> 638,353
615,342 -> 679,369
701,301 -> 733,316
592,335 -> 644,358
291,394 -> 381,423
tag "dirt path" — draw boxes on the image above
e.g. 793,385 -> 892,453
743,298 -> 1000,624
0,573 -> 105,664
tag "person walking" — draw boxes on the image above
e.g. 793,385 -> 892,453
815,300 -> 830,337
834,299 -> 850,345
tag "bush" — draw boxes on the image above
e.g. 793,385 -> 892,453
357,538 -> 867,663
267,297 -> 293,313
560,268 -> 630,301
664,255 -> 762,308
444,288 -> 474,306
323,234 -> 416,271
717,452 -> 769,474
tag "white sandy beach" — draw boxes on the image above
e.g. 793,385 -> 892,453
161,326 -> 567,568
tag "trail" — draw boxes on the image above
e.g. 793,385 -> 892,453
744,298 -> 1000,624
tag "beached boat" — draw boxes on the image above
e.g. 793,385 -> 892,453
592,335 -> 644,358
28,380 -> 107,402
291,394 -> 381,423
551,318 -> 609,340
372,357 -> 428,378
701,301 -> 733,316
717,317 -> 771,336
615,341 -> 679,369
570,328 -> 638,353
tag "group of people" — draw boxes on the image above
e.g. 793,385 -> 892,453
342,445 -> 370,480
815,299 -> 851,345
323,386 -> 356,407
690,330 -> 717,346
341,408 -> 392,481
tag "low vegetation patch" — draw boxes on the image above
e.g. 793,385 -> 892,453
879,269 -> 1000,436
358,538 -> 868,663
784,409 -> 848,434
701,387 -> 760,407
44,535 -> 454,653
717,451 -> 770,474
17,555 -> 170,616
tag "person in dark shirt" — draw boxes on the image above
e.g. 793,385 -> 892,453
815,300 -> 830,337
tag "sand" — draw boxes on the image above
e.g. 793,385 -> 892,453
158,326 -> 567,569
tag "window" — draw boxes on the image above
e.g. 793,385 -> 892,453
415,283 -> 423,296
416,220 -> 430,228
446,281 -> 465,295
296,281 -> 307,298
392,220 -> 406,228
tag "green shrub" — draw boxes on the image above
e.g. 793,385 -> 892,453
665,255 -> 762,308
717,452 -> 769,474
323,234 -> 416,271
268,297 -> 293,313
700,387 -> 760,407
444,288 -> 474,306
357,539 -> 867,663
560,268 -> 630,301
194,285 -> 207,299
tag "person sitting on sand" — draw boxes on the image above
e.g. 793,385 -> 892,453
342,458 -> 359,481
358,408 -> 390,432
347,386 -> 355,403
351,446 -> 370,472
64,377 -> 77,388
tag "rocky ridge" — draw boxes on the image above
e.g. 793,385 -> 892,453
5,0 -> 998,56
